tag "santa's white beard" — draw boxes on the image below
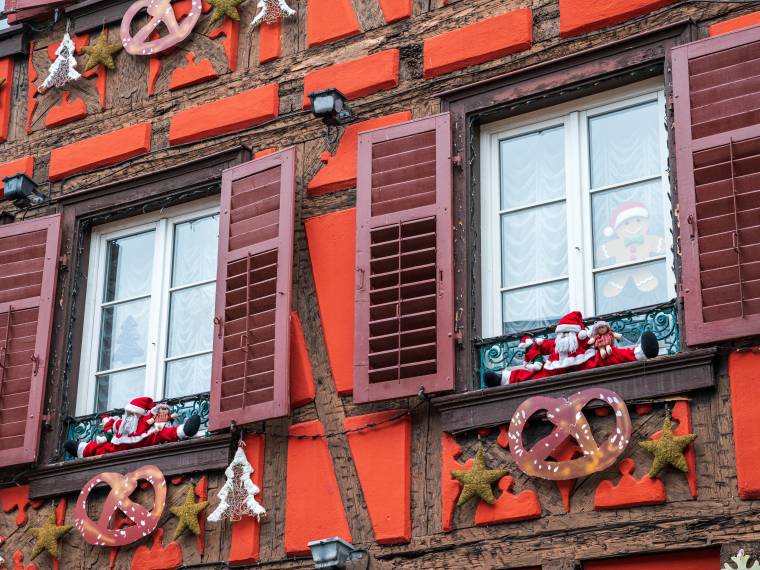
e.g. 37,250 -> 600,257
555,332 -> 579,355
119,413 -> 139,436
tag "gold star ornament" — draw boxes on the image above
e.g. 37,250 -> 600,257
208,0 -> 245,25
170,486 -> 209,539
639,410 -> 697,478
450,447 -> 509,507
82,30 -> 122,72
29,510 -> 72,560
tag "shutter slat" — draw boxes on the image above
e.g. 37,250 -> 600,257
354,113 -> 454,403
209,148 -> 295,429
674,26 -> 760,344
0,215 -> 61,467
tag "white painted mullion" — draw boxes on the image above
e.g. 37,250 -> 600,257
658,89 -> 677,301
77,233 -> 106,416
565,111 -> 586,316
145,218 -> 169,403
480,131 -> 501,338
579,108 -> 598,316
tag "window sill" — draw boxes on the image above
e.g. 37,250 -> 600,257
432,348 -> 717,433
28,433 -> 232,499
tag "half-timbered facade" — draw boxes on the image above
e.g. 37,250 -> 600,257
0,0 -> 758,568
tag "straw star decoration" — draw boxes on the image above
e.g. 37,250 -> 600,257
29,510 -> 72,560
208,0 -> 245,25
82,30 -> 122,72
639,410 -> 697,478
451,447 -> 509,506
170,486 -> 209,539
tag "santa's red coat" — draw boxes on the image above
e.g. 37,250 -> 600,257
509,336 -> 640,384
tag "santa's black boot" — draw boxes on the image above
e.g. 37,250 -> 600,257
640,331 -> 659,359
484,370 -> 504,388
63,440 -> 79,458
178,414 -> 201,439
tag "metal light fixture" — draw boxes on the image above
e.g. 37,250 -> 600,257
3,173 -> 45,208
307,537 -> 363,569
308,88 -> 354,127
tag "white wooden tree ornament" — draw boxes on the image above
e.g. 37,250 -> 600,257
41,32 -> 81,93
724,550 -> 760,570
207,446 -> 266,522
251,0 -> 296,27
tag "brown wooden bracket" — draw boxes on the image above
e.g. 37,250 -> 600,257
432,348 -> 717,433
0,24 -> 27,58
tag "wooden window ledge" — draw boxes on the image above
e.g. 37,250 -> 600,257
28,433 -> 233,499
431,348 -> 718,433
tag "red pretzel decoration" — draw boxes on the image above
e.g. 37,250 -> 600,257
74,465 -> 167,547
120,0 -> 202,56
507,388 -> 632,481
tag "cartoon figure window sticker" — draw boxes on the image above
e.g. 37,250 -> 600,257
589,100 -> 669,315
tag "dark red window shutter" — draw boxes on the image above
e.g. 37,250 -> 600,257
353,113 -> 454,403
0,214 -> 61,467
209,148 -> 295,430
673,26 -> 760,345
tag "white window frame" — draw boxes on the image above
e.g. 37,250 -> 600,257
480,79 -> 674,339
76,197 -> 219,416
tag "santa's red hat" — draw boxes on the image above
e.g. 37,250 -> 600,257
124,396 -> 154,415
555,311 -> 584,334
603,201 -> 649,237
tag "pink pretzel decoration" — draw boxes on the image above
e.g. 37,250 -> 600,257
74,465 -> 167,547
507,388 -> 632,481
120,0 -> 202,55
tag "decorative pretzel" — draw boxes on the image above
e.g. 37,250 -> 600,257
120,0 -> 202,56
74,465 -> 167,547
507,388 -> 632,480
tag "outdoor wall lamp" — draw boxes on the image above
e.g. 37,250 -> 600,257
3,173 -> 46,208
308,537 -> 364,569
308,88 -> 354,126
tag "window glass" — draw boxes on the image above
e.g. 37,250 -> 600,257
482,85 -> 674,339
589,101 -> 660,188
499,127 -> 568,333
0,0 -> 9,31
80,204 -> 219,414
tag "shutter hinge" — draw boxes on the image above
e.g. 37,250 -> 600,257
451,307 -> 464,346
452,154 -> 463,170
58,253 -> 69,271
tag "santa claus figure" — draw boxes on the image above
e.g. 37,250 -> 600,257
64,396 -> 201,459
484,311 -> 660,387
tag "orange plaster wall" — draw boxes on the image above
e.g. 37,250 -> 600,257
559,0 -> 678,37
344,411 -> 411,544
259,20 -> 281,64
583,548 -> 720,569
48,123 -> 151,181
0,58 -> 13,143
169,83 -> 278,145
307,0 -> 360,47
44,92 -> 87,129
423,9 -> 532,79
729,351 -> 760,499
441,433 -> 473,532
304,208 -> 356,395
377,0 -> 411,23
302,50 -> 399,108
308,111 -> 412,196
290,311 -> 316,408
284,421 -> 352,555
0,156 -> 34,196
709,11 -> 760,36
228,434 -> 265,565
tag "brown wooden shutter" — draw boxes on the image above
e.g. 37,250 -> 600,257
673,26 -> 760,345
353,113 -> 454,403
0,214 -> 61,467
209,148 -> 295,430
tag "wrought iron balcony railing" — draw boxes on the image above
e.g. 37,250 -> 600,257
64,392 -> 210,460
476,301 -> 679,388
